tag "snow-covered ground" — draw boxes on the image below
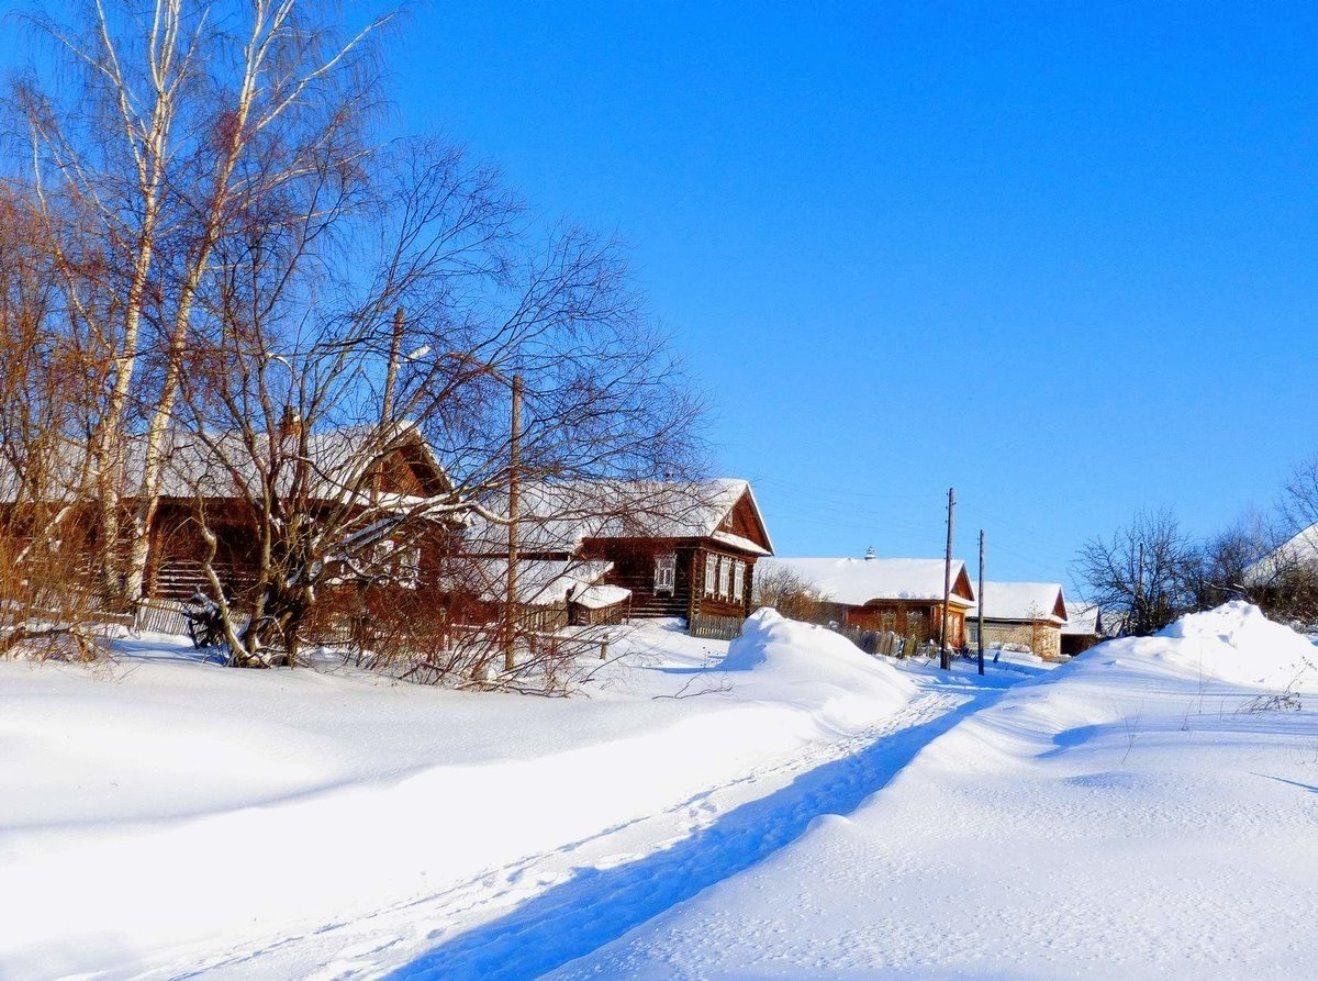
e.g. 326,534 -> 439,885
554,603 -> 1318,978
0,611 -> 928,977
3,603 -> 1313,978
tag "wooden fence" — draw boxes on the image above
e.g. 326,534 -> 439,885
133,599 -> 193,636
688,612 -> 745,641
830,623 -> 933,659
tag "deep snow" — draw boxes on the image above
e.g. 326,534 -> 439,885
4,603 -> 1312,979
0,610 -> 922,977
554,603 -> 1318,978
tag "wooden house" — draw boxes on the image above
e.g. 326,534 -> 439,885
967,581 -> 1069,659
761,555 -> 976,646
0,421 -> 456,605
462,479 -> 774,626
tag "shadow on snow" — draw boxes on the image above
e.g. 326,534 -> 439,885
391,686 -> 1006,980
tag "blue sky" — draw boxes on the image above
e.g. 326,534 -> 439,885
382,1 -> 1318,587
15,1 -> 1307,587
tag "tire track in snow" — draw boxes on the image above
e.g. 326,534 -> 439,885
387,685 -> 995,980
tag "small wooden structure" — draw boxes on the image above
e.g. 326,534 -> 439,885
1060,601 -> 1106,656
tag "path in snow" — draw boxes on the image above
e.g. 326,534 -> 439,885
389,674 -> 1010,979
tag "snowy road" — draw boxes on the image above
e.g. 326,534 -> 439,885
171,674 -> 1003,979
392,683 -> 1000,979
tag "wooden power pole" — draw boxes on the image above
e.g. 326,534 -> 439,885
1135,539 -> 1145,636
505,374 -> 523,673
939,486 -> 956,671
977,529 -> 986,676
380,306 -> 405,425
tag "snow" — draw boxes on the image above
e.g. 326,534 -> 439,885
463,478 -> 771,556
762,556 -> 974,605
967,579 -> 1067,623
451,557 -> 620,605
5,602 -> 1315,977
571,583 -> 632,609
554,602 -> 1318,977
1245,520 -> 1318,582
1062,598 -> 1104,635
0,612 -> 910,977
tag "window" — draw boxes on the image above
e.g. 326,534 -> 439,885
704,553 -> 716,596
880,610 -> 897,633
908,610 -> 927,638
654,552 -> 676,595
719,556 -> 732,598
732,560 -> 745,602
372,538 -> 420,589
399,545 -> 421,589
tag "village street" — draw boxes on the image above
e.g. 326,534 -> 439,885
170,659 -> 1030,978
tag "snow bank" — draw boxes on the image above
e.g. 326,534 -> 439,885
557,609 -> 1318,978
721,609 -> 913,727
1153,600 -> 1317,690
0,615 -> 917,976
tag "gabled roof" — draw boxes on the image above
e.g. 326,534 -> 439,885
1061,601 -> 1104,636
463,479 -> 773,556
968,581 -> 1068,625
0,421 -> 451,507
762,556 -> 976,607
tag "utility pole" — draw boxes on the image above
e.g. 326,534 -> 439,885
977,528 -> 986,676
505,373 -> 524,673
939,486 -> 956,671
1135,539 -> 1145,636
380,306 -> 405,425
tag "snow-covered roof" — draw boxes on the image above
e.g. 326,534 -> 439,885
1061,601 -> 1102,636
448,558 -> 620,607
1245,522 -> 1318,584
572,583 -> 633,610
0,421 -> 451,507
761,557 -> 975,607
968,581 -> 1068,625
464,479 -> 772,556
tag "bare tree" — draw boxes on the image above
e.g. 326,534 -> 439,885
13,0 -> 391,605
168,137 -> 703,674
0,183 -> 102,658
752,564 -> 830,623
1077,509 -> 1198,635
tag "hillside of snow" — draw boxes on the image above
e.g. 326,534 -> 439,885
558,603 -> 1318,977
0,613 -> 918,977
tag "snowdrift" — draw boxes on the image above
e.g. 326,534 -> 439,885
1152,600 -> 1317,690
721,609 -> 914,726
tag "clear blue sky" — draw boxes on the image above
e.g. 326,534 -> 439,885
412,4 -> 1317,583
381,1 -> 1318,587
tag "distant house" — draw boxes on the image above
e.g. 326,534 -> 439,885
967,581 -> 1068,659
760,555 -> 976,647
462,479 -> 774,626
1060,600 -> 1107,656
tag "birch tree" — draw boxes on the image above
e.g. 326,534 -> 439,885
15,0 -> 389,605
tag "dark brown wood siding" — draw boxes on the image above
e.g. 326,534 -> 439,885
580,535 -> 765,622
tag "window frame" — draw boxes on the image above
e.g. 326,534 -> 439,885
732,559 -> 745,602
704,552 -> 717,597
654,551 -> 677,595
